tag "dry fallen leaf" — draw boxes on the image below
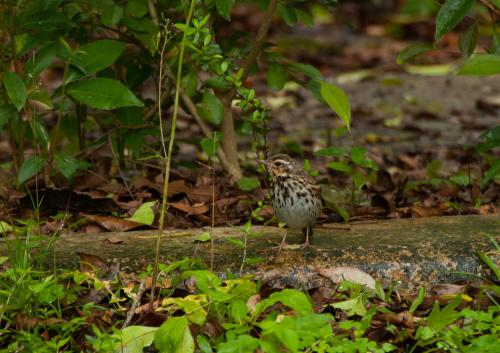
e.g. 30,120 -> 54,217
317,266 -> 376,289
81,213 -> 143,232
170,201 -> 209,216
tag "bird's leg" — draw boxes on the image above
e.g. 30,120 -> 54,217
300,225 -> 313,249
273,227 -> 288,253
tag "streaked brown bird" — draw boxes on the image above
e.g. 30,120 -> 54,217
260,154 -> 322,252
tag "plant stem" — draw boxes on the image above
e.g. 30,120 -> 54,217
149,0 -> 196,309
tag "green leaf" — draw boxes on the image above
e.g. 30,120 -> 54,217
267,62 -> 288,90
154,317 -> 194,353
289,62 -> 323,80
320,82 -> 351,130
493,31 -> 500,55
237,177 -> 261,191
200,131 -> 223,157
101,5 -> 124,26
449,172 -> 470,187
0,222 -> 12,234
331,296 -> 367,316
0,105 -> 18,128
458,54 -> 500,76
409,287 -> 426,313
217,335 -> 260,353
32,117 -> 50,149
194,232 -> 211,243
295,8 -> 314,27
315,146 -> 348,157
71,40 -> 125,75
255,288 -> 312,316
3,72 -> 28,111
483,159 -> 500,185
351,146 -> 377,170
113,326 -> 158,353
327,162 -> 351,173
397,43 -> 433,64
479,251 -> 500,280
459,22 -> 478,60
25,42 -> 60,78
126,0 -> 148,18
197,335 -> 212,353
54,152 -> 91,181
198,91 -> 224,125
215,0 -> 235,21
18,156 -> 45,185
68,78 -> 143,110
18,11 -> 71,32
278,4 -> 297,27
435,0 -> 473,41
127,201 -> 157,225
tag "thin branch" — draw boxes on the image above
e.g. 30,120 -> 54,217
240,0 -> 279,81
121,280 -> 146,329
479,0 -> 500,17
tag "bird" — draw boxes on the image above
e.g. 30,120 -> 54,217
259,154 -> 322,252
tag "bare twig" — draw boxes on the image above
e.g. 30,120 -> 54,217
121,280 -> 146,329
479,0 -> 500,17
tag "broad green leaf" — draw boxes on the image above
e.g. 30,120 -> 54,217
320,82 -> 351,130
479,252 -> 500,280
435,0 -> 473,41
295,8 -> 314,27
315,146 -> 348,157
18,156 -> 45,185
327,162 -> 351,173
493,31 -> 500,55
194,232 -> 211,243
200,131 -> 223,157
0,221 -> 12,234
278,4 -> 297,26
162,295 -> 208,326
101,5 -> 124,26
127,201 -> 157,225
458,54 -> 500,76
409,287 -> 426,313
71,40 -> 125,76
0,105 -> 17,128
217,335 -> 260,353
458,22 -> 477,60
449,172 -> 470,187
25,42 -> 60,78
197,335 -> 212,353
230,298 -> 249,322
483,159 -> 500,185
112,326 -> 158,353
237,177 -> 260,191
276,328 -> 299,352
198,91 -> 224,125
351,146 -> 378,170
255,288 -> 312,316
154,317 -> 194,353
18,11 -> 71,32
3,72 -> 28,111
32,117 -> 50,149
267,62 -> 288,90
215,0 -> 235,21
331,296 -> 367,316
54,152 -> 91,181
68,78 -> 143,110
397,43 -> 433,64
125,0 -> 148,18
289,62 -> 323,80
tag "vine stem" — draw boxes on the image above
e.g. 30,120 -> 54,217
149,0 -> 196,309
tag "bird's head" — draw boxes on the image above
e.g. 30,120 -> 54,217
259,154 -> 302,178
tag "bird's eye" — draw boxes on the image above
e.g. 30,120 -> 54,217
274,161 -> 282,167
